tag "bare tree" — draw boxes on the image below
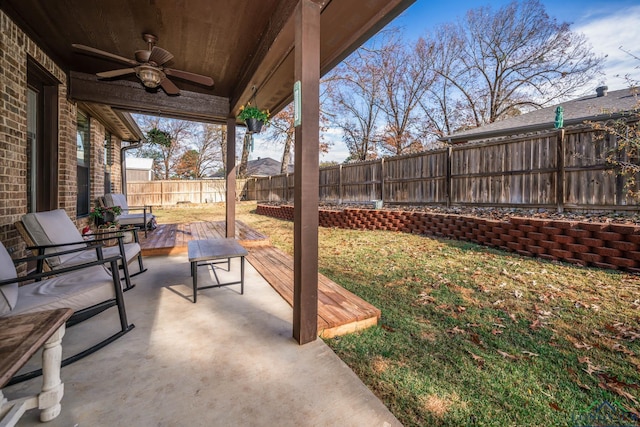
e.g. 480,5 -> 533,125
430,0 -> 604,130
376,32 -> 436,156
262,103 -> 295,173
134,115 -> 196,179
185,123 -> 225,178
325,47 -> 384,161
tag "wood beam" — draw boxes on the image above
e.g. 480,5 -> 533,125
230,5 -> 296,115
293,0 -> 320,345
226,117 -> 237,238
69,72 -> 229,123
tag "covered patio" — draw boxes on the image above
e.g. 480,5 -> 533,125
1,0 -> 415,345
4,254 -> 401,426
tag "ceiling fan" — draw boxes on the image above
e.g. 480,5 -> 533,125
72,33 -> 214,95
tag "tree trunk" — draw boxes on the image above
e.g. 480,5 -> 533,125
281,135 -> 293,173
238,133 -> 251,178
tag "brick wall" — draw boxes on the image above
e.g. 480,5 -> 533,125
256,205 -> 640,273
0,10 -> 119,258
0,11 -> 27,257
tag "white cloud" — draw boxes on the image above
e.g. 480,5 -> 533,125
573,5 -> 640,90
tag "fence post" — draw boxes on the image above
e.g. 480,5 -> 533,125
286,173 -> 290,203
556,129 -> 565,213
339,164 -> 343,205
446,146 -> 452,207
380,158 -> 385,203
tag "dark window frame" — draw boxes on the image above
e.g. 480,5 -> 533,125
27,57 -> 59,212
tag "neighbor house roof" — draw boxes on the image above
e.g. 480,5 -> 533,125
246,157 -> 294,177
444,87 -> 640,144
125,158 -> 154,170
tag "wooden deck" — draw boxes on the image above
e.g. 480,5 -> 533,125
138,221 -> 380,338
247,246 -> 380,338
139,221 -> 270,256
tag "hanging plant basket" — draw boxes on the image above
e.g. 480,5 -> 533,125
245,117 -> 264,134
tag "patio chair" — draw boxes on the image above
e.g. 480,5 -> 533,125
0,241 -> 134,384
102,193 -> 156,237
18,209 -> 146,291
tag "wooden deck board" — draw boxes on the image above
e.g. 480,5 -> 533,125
246,246 -> 380,338
138,220 -> 379,337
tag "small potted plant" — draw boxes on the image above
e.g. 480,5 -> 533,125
237,102 -> 270,133
89,205 -> 122,228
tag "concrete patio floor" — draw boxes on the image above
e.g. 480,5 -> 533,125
5,254 -> 400,426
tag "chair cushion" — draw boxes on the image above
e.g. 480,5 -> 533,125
117,213 -> 154,227
22,209 -> 86,267
104,193 -> 130,214
54,242 -> 141,269
0,243 -> 18,315
10,265 -> 115,316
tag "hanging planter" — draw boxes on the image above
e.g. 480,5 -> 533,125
245,117 -> 264,134
237,102 -> 270,134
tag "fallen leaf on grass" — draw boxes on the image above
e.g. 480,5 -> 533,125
549,402 -> 563,412
497,350 -> 518,360
574,342 -> 593,350
448,326 -> 465,335
381,324 -> 395,333
530,318 -> 542,330
567,368 -> 592,390
514,290 -> 523,299
612,343 -> 635,356
507,312 -> 517,322
467,351 -> 485,368
598,382 -> 639,405
522,351 -> 539,357
492,329 -> 503,335
578,357 -> 607,375
416,292 -> 436,304
456,306 -> 466,313
469,333 -> 484,347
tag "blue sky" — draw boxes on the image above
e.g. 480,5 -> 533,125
251,0 -> 640,163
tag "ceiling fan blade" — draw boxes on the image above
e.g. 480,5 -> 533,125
72,44 -> 139,66
160,77 -> 180,95
149,46 -> 174,66
164,68 -> 214,87
96,68 -> 136,79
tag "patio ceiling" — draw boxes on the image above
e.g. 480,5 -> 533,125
2,0 -> 414,124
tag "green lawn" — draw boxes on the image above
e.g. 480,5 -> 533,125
155,202 -> 640,426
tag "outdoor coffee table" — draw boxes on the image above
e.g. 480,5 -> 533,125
188,238 -> 248,303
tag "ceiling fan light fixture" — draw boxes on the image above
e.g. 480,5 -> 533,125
136,65 -> 163,88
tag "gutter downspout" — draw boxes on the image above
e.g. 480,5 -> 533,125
120,139 -> 144,197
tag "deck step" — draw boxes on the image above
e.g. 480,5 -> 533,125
246,246 -> 380,338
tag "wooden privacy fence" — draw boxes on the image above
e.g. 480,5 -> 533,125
127,179 -> 248,206
246,127 -> 639,211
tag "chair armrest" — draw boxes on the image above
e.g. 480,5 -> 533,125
0,250 -> 123,287
18,243 -> 108,264
124,205 -> 153,214
26,234 -> 125,250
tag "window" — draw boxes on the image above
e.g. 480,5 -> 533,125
27,58 -> 59,212
76,110 -> 90,216
104,132 -> 112,194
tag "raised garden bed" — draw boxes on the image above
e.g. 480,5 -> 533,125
256,204 -> 640,273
